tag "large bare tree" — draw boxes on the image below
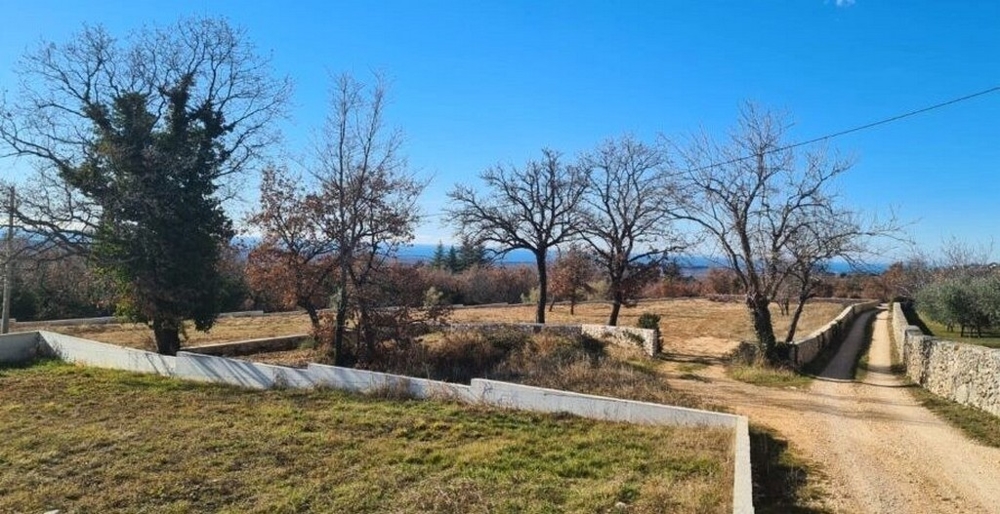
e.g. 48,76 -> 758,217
669,103 -> 858,362
0,18 -> 290,354
579,135 -> 684,325
311,74 -> 424,365
448,149 -> 587,323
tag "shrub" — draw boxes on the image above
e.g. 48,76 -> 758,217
637,312 -> 661,331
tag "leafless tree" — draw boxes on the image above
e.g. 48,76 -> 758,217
781,209 -> 902,342
310,73 -> 424,365
447,149 -> 587,323
669,102 -> 861,362
578,135 -> 685,325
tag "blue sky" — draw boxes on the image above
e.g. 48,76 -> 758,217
1,1 -> 998,260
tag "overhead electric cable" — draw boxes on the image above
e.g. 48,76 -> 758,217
691,84 -> 1000,172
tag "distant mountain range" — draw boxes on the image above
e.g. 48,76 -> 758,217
395,244 -> 886,276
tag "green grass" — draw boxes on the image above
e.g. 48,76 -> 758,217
913,315 -> 1000,349
727,363 -> 812,389
0,362 -> 733,514
892,307 -> 1000,448
910,388 -> 1000,448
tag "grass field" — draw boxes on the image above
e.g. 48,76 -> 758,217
34,298 -> 849,356
0,361 -> 733,513
912,313 -> 1000,349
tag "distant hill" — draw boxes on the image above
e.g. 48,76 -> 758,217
241,240 -> 885,276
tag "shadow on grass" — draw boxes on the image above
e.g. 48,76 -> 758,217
0,357 -> 61,372
750,425 -> 831,514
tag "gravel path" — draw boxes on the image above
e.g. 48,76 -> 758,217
665,307 -> 1000,512
804,308 -> 1000,513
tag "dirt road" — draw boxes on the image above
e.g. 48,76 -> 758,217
666,308 -> 1000,512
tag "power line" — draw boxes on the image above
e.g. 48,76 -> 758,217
690,84 -> 1000,172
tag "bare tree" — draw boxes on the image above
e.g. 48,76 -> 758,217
311,74 -> 424,365
669,103 -> 856,362
578,135 -> 684,325
447,149 -> 587,323
781,209 -> 902,342
0,18 -> 290,354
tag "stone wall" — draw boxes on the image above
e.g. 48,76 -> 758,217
443,322 -> 659,356
787,300 -> 880,367
890,303 -> 1000,417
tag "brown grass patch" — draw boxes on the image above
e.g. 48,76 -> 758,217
39,298 -> 849,360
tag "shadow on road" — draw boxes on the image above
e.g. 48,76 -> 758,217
813,309 -> 878,381
750,425 -> 832,514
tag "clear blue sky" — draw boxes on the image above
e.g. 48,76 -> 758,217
1,1 -> 998,260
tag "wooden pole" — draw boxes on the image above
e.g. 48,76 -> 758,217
1,186 -> 13,334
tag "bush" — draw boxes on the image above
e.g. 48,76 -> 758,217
637,312 -> 661,331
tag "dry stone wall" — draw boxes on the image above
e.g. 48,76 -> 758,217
891,303 -> 1000,417
443,322 -> 659,356
788,300 -> 880,367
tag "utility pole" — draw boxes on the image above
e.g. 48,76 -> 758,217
1,185 -> 13,334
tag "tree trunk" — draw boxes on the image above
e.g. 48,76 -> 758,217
359,308 -> 376,364
152,318 -> 181,356
535,251 -> 547,324
570,298 -> 576,315
305,305 -> 321,332
608,290 -> 623,326
332,285 -> 349,366
784,294 -> 809,343
746,292 -> 777,361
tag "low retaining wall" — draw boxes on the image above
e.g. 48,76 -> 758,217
444,322 -> 660,356
0,330 -> 749,512
890,303 -> 1000,417
185,334 -> 311,357
0,332 -> 41,363
788,300 -> 880,367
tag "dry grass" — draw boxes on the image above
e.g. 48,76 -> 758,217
39,298 -> 849,358
459,299 -> 841,340
0,361 -> 733,513
26,312 -> 311,350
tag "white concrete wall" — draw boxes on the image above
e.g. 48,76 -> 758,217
308,363 -> 477,402
175,352 -> 315,389
0,332 -> 41,364
38,331 -> 176,375
472,379 -> 739,427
